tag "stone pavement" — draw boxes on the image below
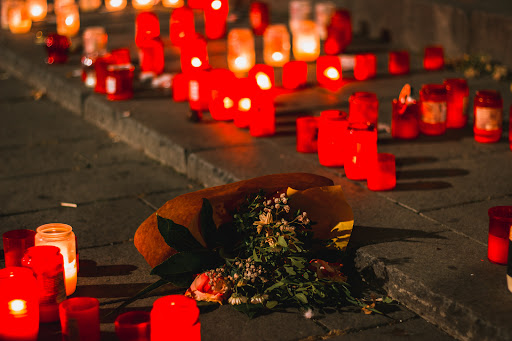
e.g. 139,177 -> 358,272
0,3 -> 511,341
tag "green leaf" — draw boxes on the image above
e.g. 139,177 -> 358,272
289,257 -> 306,269
295,293 -> 308,304
266,301 -> 278,309
265,281 -> 284,293
157,214 -> 204,252
199,198 -> 217,249
284,266 -> 296,276
151,249 -> 223,278
277,236 -> 288,247
252,248 -> 261,262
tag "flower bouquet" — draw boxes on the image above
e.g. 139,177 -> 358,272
130,173 -> 374,315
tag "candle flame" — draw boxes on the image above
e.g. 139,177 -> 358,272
191,57 -> 202,68
256,72 -> 271,90
110,0 -> 122,7
272,52 -> 283,62
65,15 -> 74,26
239,98 -> 251,111
30,5 -> 43,17
9,299 -> 27,316
223,97 -> 234,109
234,56 -> 248,70
299,40 -> 316,53
137,0 -> 152,5
324,67 -> 340,80
211,0 -> 221,10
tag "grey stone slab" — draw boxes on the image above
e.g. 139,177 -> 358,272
141,186 -> 204,210
0,71 -> 35,101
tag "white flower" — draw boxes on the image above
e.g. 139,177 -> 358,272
284,205 -> 290,213
304,309 -> 314,319
250,294 -> 269,304
280,193 -> 286,198
266,200 -> 272,206
274,198 -> 280,204
282,198 -> 288,204
228,294 -> 248,305
275,204 -> 280,209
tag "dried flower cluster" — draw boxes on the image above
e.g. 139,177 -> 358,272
448,54 -> 512,91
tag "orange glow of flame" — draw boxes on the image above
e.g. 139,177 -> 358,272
30,5 -> 43,17
234,56 -> 248,69
299,40 -> 316,53
272,52 -> 283,62
256,72 -> 271,90
9,299 -> 27,316
110,0 -> 123,7
223,97 -> 234,109
65,15 -> 74,26
211,0 -> 221,10
191,57 -> 202,68
324,67 -> 340,80
239,98 -> 251,111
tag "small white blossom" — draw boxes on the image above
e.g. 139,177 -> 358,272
284,205 -> 290,213
304,309 -> 314,319
251,294 -> 269,304
282,198 -> 288,204
275,204 -> 280,209
228,294 -> 248,305
274,198 -> 280,204
266,200 -> 272,206
280,193 -> 286,198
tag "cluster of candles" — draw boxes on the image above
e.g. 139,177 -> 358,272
1,225 -> 202,340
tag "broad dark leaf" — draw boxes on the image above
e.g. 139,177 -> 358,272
151,249 -> 223,278
199,198 -> 217,249
157,214 -> 204,252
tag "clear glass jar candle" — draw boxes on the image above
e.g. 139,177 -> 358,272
105,0 -> 126,11
1,0 -> 17,30
56,3 -> 80,37
8,2 -> 31,34
444,78 -> 469,129
162,0 -> 183,7
349,92 -> 378,126
132,0 -> 153,10
263,24 -> 290,67
35,223 -> 77,296
315,1 -> 335,40
26,0 -> 46,21
419,84 -> 447,135
228,28 -> 255,74
292,20 -> 320,62
83,26 -> 107,56
473,90 -> 502,143
79,0 -> 101,11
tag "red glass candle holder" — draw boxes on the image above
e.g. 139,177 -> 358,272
296,116 -> 319,153
204,0 -> 228,40
318,116 -> 349,167
94,54 -> 113,94
388,50 -> 409,75
250,96 -> 275,137
423,45 -> 444,71
172,72 -> 189,102
151,295 -> 200,341
170,5 -> 195,47
188,69 -> 211,112
187,0 -> 204,9
135,11 -> 160,48
354,53 -> 376,81
45,33 -> 70,64
115,311 -> 151,341
180,34 -> 209,73
316,55 -> 342,91
324,9 -> 352,55
282,61 -> 307,90
139,38 -> 165,76
21,245 -> 66,323
106,64 -> 135,101
2,229 -> 36,267
444,78 -> 469,129
249,64 -> 274,91
419,84 -> 447,135
320,109 -> 347,119
60,297 -> 100,341
112,48 -> 132,64
488,206 -> 512,264
0,267 -> 39,341
234,79 -> 255,129
249,1 -> 269,36
344,123 -> 377,180
367,153 -> 396,191
392,98 -> 420,139
473,90 -> 503,143
349,92 -> 378,126
208,69 -> 237,120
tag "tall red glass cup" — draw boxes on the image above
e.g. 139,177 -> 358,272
45,33 -> 70,64
354,53 -> 376,81
388,50 -> 409,75
423,45 -> 444,71
367,153 -> 396,191
344,123 -> 377,180
282,61 -> 307,90
473,90 -> 502,143
3,229 -> 36,267
488,206 -> 512,265
296,116 -> 319,153
106,64 -> 135,101
392,98 -> 420,139
151,295 -> 200,341
318,116 -> 349,167
249,1 -> 269,35
115,311 -> 151,341
419,84 -> 447,136
349,92 -> 378,126
59,297 -> 100,341
444,78 -> 469,129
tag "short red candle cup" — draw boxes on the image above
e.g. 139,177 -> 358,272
488,206 -> 512,265
444,78 -> 469,129
204,0 -> 229,40
208,69 -> 237,121
391,98 -> 420,139
59,297 -> 100,341
473,90 -> 503,143
3,229 -> 36,267
0,267 -> 39,341
188,69 -> 211,112
169,5 -> 195,47
172,72 -> 189,102
367,153 -> 396,191
324,9 -> 352,55
115,311 -> 151,341
388,50 -> 409,75
249,64 -> 274,92
106,64 -> 135,101
419,84 -> 447,136
318,116 -> 349,167
316,55 -> 342,91
423,45 -> 444,71
282,61 -> 307,90
296,116 -> 319,153
344,123 -> 378,180
135,11 -> 160,48
349,91 -> 378,126
180,34 -> 209,73
45,33 -> 70,64
151,295 -> 200,341
94,54 -> 113,94
354,53 -> 377,81
234,78 -> 256,128
250,96 -> 275,137
249,1 -> 269,36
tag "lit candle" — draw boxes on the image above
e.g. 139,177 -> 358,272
367,153 -> 396,191
26,0 -> 46,21
135,11 -> 160,47
324,9 -> 352,55
22,246 -> 66,323
317,116 -> 348,167
444,78 -> 469,129
234,78 -> 256,128
354,53 -> 376,81
250,96 -> 275,137
419,84 -> 447,136
2,229 -> 36,267
7,3 -> 31,34
282,60 -> 307,89
151,295 -> 200,341
314,1 -> 335,40
83,26 -> 108,57
180,33 -> 209,73
35,223 -> 77,296
473,90 -> 502,143
249,1 -> 269,36
162,0 -> 182,7
45,33 -> 70,64
292,20 -> 319,62
106,64 -> 135,101
344,122 -> 377,180
423,45 -> 444,71
316,55 -> 342,91
79,0 -> 101,11
1,0 -> 16,30
169,5 -> 195,47
132,0 -> 154,10
59,298 -> 100,341
487,206 -> 512,265
263,24 -> 290,67
204,0 -> 228,40
388,50 -> 410,75
56,3 -> 80,37
0,267 -> 39,341
139,38 -> 165,76
188,69 -> 211,112
105,0 -> 126,11
115,311 -> 151,341
228,28 -> 255,74
348,92 -> 378,126
172,72 -> 189,102
208,69 -> 236,121
249,64 -> 274,91
391,97 -> 420,140
289,0 -> 311,34
296,116 -> 319,153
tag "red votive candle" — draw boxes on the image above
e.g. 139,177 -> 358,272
324,9 -> 352,55
354,53 -> 376,81
0,267 -> 39,341
444,78 -> 469,129
349,91 -> 378,126
321,109 -> 347,119
367,153 -> 396,191
21,245 -> 66,323
419,84 -> 447,135
296,116 -> 319,153
135,12 -> 160,48
392,98 -> 420,139
423,45 -> 444,71
208,69 -> 237,120
388,50 -> 409,75
249,1 -> 269,36
2,229 -> 36,267
115,311 -> 151,341
169,5 -> 195,47
139,38 -> 165,76
94,54 -> 113,94
112,48 -> 132,64
316,55 -> 342,91
45,33 -> 70,64
151,295 -> 200,341
187,0 -> 204,9
172,72 -> 189,102
106,64 -> 135,101
59,297 -> 100,341
283,61 -> 307,90
234,78 -> 256,128
318,116 -> 349,167
473,90 -> 503,143
250,96 -> 275,137
344,123 -> 377,180
204,0 -> 228,39
180,34 -> 209,73
488,206 -> 512,264
249,64 -> 274,92
188,69 -> 211,112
